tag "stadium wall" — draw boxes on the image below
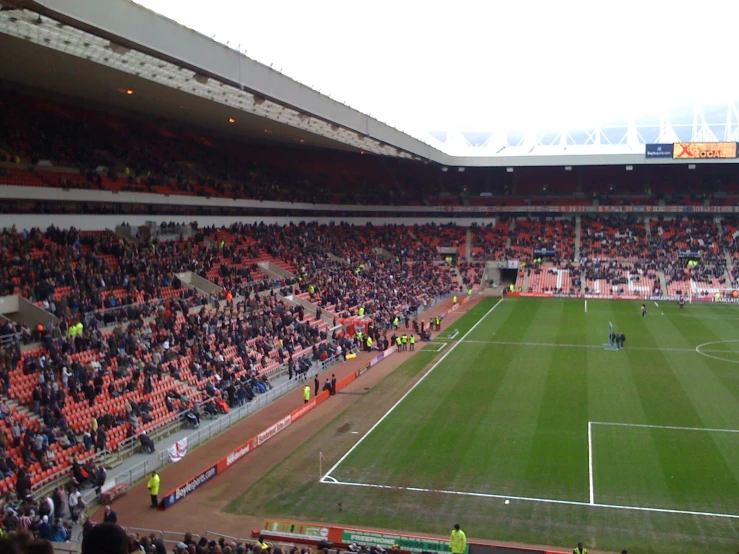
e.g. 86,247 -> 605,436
0,215 -> 497,231
3,186 -> 739,214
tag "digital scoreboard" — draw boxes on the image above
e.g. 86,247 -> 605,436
672,142 -> 738,159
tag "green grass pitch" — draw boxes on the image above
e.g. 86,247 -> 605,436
232,297 -> 739,553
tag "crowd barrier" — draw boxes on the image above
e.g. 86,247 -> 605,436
259,519 -> 567,554
159,346 -> 398,509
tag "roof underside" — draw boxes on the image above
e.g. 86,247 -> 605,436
0,33 -> 362,152
1,2 -> 739,167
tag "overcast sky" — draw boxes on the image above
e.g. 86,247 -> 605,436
135,0 -> 739,141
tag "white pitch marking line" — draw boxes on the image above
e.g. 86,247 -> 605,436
591,421 -> 739,434
320,298 -> 506,483
460,339 -> 739,355
587,421 -> 594,505
321,479 -> 739,520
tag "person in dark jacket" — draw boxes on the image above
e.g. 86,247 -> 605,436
103,505 -> 118,524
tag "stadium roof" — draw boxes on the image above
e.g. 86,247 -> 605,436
133,0 -> 739,157
2,0 -> 739,166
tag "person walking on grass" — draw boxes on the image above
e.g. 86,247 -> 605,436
449,524 -> 466,554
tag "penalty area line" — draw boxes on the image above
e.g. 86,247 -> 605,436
320,478 -> 739,520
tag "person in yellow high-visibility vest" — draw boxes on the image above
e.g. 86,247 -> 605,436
147,470 -> 160,508
453,295 -> 458,305
572,542 -> 587,554
303,385 -> 310,404
449,524 -> 466,554
409,335 -> 415,351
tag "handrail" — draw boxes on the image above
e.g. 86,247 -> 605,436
123,526 -> 164,538
123,526 -> 201,545
48,541 -> 81,554
206,530 -> 295,549
34,447 -> 112,495
34,347 -> 314,499
82,291 -> 197,321
30,291 -> 440,500
101,355 -> 343,500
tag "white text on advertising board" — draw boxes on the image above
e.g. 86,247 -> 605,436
257,415 -> 291,446
226,443 -> 251,467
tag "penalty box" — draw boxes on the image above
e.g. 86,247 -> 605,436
588,421 -> 739,517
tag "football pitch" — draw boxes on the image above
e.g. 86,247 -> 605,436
230,297 -> 739,553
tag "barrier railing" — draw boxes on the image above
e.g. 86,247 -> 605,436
123,526 -> 202,546
39,293 -> 446,503
38,348 -> 323,501
158,345 -> 395,510
49,541 -> 81,554
34,446 -> 113,498
96,356 -> 343,505
207,530 -> 295,550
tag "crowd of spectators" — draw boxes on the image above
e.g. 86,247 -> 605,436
0,221 -> 465,498
507,217 -> 576,264
0,214 -> 737,499
580,215 -> 648,261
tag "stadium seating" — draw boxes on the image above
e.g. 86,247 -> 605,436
508,217 -> 576,263
581,215 -> 648,261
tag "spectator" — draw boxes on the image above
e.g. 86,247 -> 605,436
81,522 -> 130,554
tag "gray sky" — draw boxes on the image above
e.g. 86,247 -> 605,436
135,0 -> 739,144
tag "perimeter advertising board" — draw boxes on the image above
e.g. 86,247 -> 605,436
645,144 -> 673,158
340,530 -> 469,554
263,519 -> 332,540
673,142 -> 737,159
161,463 -> 218,509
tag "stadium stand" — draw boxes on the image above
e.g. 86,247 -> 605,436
507,217 -> 576,263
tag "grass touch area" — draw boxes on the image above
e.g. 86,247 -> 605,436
228,297 -> 739,554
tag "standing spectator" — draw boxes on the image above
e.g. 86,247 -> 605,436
331,374 -> 337,396
103,505 -> 118,523
147,470 -> 160,508
96,427 -> 107,453
68,486 -> 83,522
449,524 -> 466,554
